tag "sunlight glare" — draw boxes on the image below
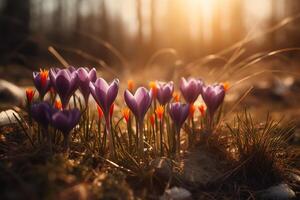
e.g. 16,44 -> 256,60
186,0 -> 214,41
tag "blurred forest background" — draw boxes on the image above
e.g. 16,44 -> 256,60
1,0 -> 300,71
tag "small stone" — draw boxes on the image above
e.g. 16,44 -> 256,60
160,187 -> 192,200
0,109 -> 21,126
288,173 -> 300,183
58,184 -> 89,200
291,129 -> 300,145
150,157 -> 173,180
0,79 -> 23,107
258,183 -> 295,200
180,146 -> 223,185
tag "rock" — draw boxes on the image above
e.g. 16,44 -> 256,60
291,129 -> 300,145
288,173 -> 300,184
180,146 -> 223,185
150,157 -> 173,180
160,187 -> 192,200
258,184 -> 295,200
0,79 -> 23,107
0,109 -> 21,126
58,184 -> 89,200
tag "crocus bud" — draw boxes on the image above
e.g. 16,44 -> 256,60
180,77 -> 203,103
201,84 -> 225,118
90,78 -> 119,156
89,78 -> 119,120
31,102 -> 56,128
33,69 -> 51,99
169,102 -> 189,129
76,67 -> 97,105
124,87 -> 152,122
124,87 -> 153,155
51,109 -> 81,148
26,88 -> 35,104
50,67 -> 79,109
156,81 -> 174,105
51,109 -> 81,134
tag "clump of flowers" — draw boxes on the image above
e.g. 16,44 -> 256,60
26,66 -> 228,159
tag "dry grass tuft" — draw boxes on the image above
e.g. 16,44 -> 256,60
224,111 -> 295,189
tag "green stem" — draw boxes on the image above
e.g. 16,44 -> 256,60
135,117 -> 139,153
160,118 -> 163,156
63,132 -> 70,152
105,116 -> 115,159
127,118 -> 132,151
97,118 -> 102,152
176,126 -> 181,155
139,120 -> 144,158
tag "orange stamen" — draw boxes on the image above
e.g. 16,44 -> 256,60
39,69 -> 49,88
149,114 -> 155,127
222,82 -> 230,92
54,99 -> 62,110
26,88 -> 35,103
198,104 -> 206,116
155,105 -> 164,120
189,104 -> 196,118
173,92 -> 180,102
127,80 -> 134,92
122,108 -> 130,123
149,81 -> 157,97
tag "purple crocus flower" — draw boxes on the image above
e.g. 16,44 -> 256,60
201,84 -> 225,118
168,102 -> 190,129
124,87 -> 152,122
51,109 -> 81,148
89,78 -> 119,156
180,77 -> 203,103
49,66 -> 76,86
31,102 -> 56,128
89,78 -> 119,119
156,81 -> 174,105
124,87 -> 152,155
33,69 -> 51,99
76,67 -> 97,105
50,67 -> 78,109
169,102 -> 189,154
